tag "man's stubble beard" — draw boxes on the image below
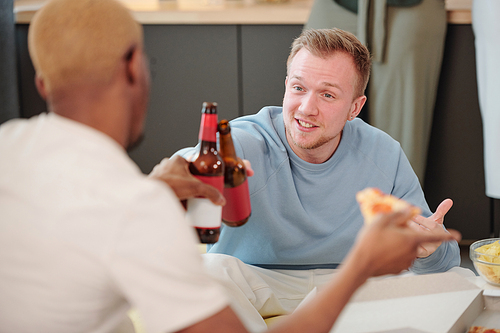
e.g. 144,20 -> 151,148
285,122 -> 335,151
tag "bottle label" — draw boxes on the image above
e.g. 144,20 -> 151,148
194,174 -> 224,193
186,174 -> 224,228
199,114 -> 218,142
222,179 -> 251,222
186,198 -> 222,228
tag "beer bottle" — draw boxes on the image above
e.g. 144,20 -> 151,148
218,119 -> 251,227
186,102 -> 225,243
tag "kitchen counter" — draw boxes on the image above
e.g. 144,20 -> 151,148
14,0 -> 473,25
14,0 -> 314,25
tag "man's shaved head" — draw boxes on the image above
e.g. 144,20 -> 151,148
28,0 -> 143,94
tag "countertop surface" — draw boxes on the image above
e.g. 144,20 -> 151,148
14,0 -> 472,25
14,0 -> 315,24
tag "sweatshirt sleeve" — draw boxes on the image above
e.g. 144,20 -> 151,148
410,240 -> 461,274
392,148 -> 461,273
173,146 -> 199,159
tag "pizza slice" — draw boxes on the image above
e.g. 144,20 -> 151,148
468,326 -> 500,333
356,187 -> 421,225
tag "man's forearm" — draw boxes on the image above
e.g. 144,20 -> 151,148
267,249 -> 369,333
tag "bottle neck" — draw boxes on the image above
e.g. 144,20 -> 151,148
219,133 -> 237,158
199,113 -> 218,143
200,140 -> 218,153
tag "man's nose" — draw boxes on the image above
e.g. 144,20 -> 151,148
298,93 -> 319,116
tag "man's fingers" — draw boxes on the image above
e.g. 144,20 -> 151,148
411,198 -> 453,229
148,155 -> 226,205
149,156 -> 188,179
408,220 -> 428,232
433,198 -> 453,222
167,155 -> 190,172
373,208 -> 415,228
192,182 -> 226,206
243,159 -> 254,177
412,214 -> 438,230
446,228 -> 462,242
414,227 -> 461,244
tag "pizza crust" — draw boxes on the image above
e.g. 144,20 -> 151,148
356,188 -> 421,225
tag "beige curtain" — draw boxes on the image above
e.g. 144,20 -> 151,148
306,0 -> 447,183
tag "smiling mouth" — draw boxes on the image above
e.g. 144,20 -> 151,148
297,119 -> 316,128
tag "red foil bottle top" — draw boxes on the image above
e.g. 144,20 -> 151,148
199,114 -> 218,142
202,102 -> 218,114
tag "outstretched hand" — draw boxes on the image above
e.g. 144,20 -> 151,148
350,208 -> 461,278
409,199 -> 454,258
148,155 -> 254,206
148,155 -> 225,205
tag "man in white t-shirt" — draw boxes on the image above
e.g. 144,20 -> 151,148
0,0 -> 459,332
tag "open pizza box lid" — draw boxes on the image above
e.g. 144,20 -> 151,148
326,271 -> 500,332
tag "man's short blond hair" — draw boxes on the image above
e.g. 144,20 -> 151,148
287,28 -> 371,98
28,0 -> 143,94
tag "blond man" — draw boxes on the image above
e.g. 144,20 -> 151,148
176,28 -> 460,331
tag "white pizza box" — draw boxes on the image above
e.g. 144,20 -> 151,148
468,279 -> 500,329
327,271 -> 500,333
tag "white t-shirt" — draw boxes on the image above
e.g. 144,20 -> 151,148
0,113 -> 229,333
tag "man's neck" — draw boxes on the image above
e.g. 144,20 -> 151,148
48,84 -> 131,149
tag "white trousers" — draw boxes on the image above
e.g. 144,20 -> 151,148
202,253 -> 338,332
472,0 -> 500,199
203,254 -> 477,332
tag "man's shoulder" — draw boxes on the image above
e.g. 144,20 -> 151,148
348,118 -> 395,138
0,115 -> 44,140
347,118 -> 401,150
229,106 -> 285,147
230,106 -> 282,131
342,118 -> 405,175
228,106 -> 289,173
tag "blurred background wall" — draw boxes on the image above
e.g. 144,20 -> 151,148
0,0 -> 19,123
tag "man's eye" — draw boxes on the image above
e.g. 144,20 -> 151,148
294,86 -> 304,91
324,93 -> 334,98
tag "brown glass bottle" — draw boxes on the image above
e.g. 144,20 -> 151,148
186,102 -> 225,243
218,119 -> 251,227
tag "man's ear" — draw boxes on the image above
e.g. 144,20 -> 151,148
124,46 -> 142,85
349,95 -> 367,119
34,74 -> 48,100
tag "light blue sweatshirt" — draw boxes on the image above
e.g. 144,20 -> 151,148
176,107 -> 460,273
